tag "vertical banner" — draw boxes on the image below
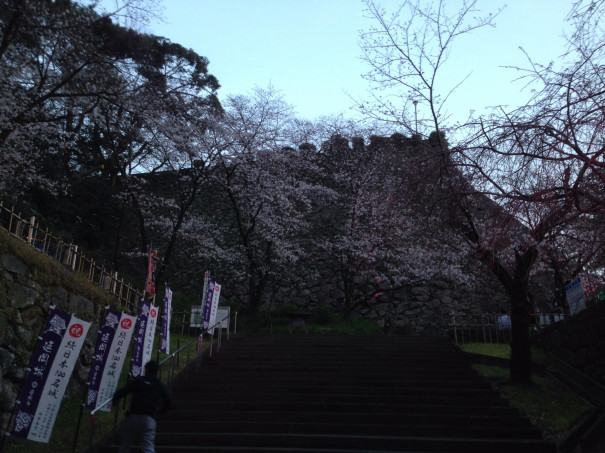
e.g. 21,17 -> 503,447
86,308 -> 119,409
142,304 -> 158,370
86,310 -> 136,411
208,283 -> 222,333
200,271 -> 210,312
11,309 -> 91,443
202,279 -> 215,331
130,300 -> 150,377
144,249 -> 159,299
566,277 -> 587,315
160,287 -> 172,354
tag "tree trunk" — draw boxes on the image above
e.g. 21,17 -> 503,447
509,284 -> 532,384
476,247 -> 535,385
508,248 -> 538,385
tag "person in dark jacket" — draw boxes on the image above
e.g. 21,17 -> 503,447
113,360 -> 172,453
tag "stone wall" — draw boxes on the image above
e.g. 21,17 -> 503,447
258,263 -> 510,335
0,252 -> 104,431
534,300 -> 605,387
360,279 -> 509,335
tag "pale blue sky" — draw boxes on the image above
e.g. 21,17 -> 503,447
143,1 -> 572,124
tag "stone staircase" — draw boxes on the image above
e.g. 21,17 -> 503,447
102,335 -> 558,452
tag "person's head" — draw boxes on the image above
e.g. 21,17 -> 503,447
144,360 -> 159,377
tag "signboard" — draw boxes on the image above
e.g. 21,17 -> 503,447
565,277 -> 586,315
190,307 -> 203,328
190,306 -> 229,331
215,307 -> 230,331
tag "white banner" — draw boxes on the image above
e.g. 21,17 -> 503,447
160,287 -> 172,354
209,283 -> 221,333
142,304 -> 158,373
94,312 -> 136,412
28,315 -> 91,442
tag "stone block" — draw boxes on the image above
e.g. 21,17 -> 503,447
411,286 -> 430,296
70,294 -> 95,315
10,281 -> 39,309
1,254 -> 27,276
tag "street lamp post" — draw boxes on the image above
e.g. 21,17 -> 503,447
413,100 -> 418,135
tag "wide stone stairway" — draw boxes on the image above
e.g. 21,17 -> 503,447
105,335 -> 558,452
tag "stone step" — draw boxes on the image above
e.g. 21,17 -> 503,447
150,432 -> 557,453
164,410 -> 534,428
171,392 -> 510,407
157,420 -> 543,439
97,335 -> 556,453
195,361 -> 480,372
173,383 -> 500,399
166,402 -> 520,416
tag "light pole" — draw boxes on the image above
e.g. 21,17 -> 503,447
413,100 -> 418,135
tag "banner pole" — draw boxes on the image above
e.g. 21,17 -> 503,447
72,403 -> 85,452
210,330 -> 214,357
0,401 -> 18,453
76,304 -> 109,450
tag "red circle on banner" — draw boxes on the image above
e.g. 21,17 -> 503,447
151,308 -> 157,318
69,324 -> 84,338
121,318 -> 132,329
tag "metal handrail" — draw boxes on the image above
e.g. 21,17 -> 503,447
90,398 -> 113,416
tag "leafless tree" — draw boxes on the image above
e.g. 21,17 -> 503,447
359,0 -> 605,384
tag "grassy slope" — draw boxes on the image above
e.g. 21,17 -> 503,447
459,343 -> 593,442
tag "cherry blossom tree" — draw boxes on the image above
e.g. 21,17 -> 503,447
207,87 -> 333,314
0,0 -> 219,197
357,0 -> 605,384
316,132 -> 472,319
0,0 -> 223,288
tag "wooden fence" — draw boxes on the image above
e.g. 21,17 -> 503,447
0,201 -> 144,312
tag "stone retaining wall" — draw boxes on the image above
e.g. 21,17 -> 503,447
0,253 -> 102,431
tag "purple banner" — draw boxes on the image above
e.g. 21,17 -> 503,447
11,309 -> 90,442
11,309 -> 70,439
85,308 -> 120,409
95,312 -> 136,411
160,287 -> 172,354
130,300 -> 150,377
202,279 -> 215,331
201,271 -> 210,312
